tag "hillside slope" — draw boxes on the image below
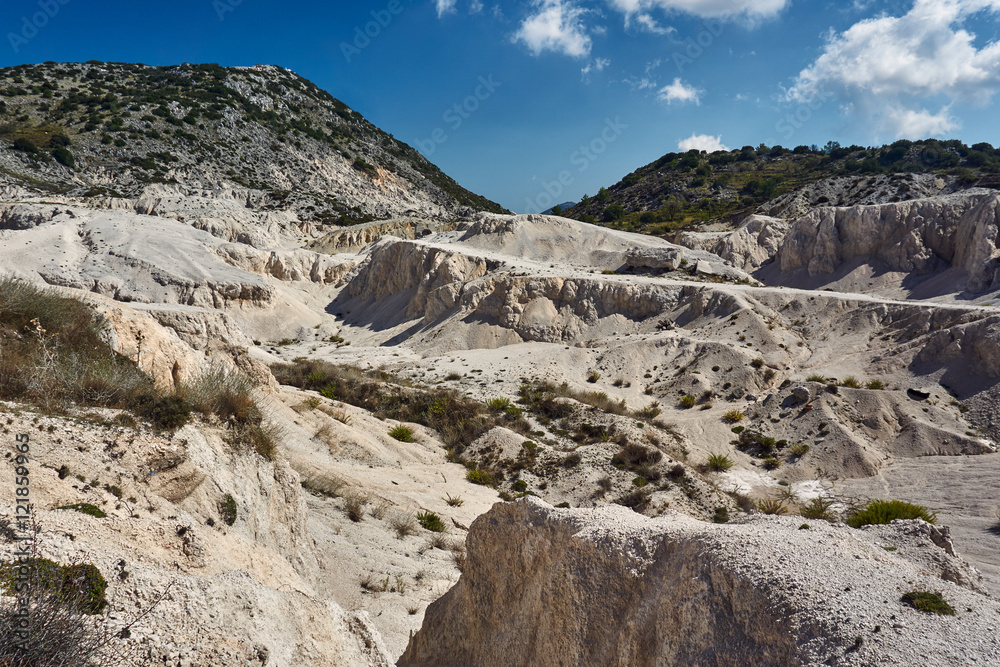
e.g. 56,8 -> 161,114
0,61 -> 505,226
566,140 -> 1000,235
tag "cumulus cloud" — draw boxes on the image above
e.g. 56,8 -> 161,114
678,133 -> 729,152
436,0 -> 458,17
658,77 -> 702,104
787,0 -> 1000,137
469,0 -> 484,13
514,0 -> 593,57
607,0 -> 789,21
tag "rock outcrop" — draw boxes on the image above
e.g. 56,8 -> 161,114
676,214 -> 790,271
775,192 -> 1000,291
401,498 -> 1000,667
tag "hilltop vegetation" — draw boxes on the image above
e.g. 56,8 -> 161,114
565,139 -> 1000,234
0,61 -> 505,223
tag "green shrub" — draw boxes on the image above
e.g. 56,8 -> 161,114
712,506 -> 730,523
444,493 -> 464,507
388,425 -> 414,442
679,395 -> 697,409
722,409 -> 745,423
0,558 -> 107,615
789,443 -> 810,457
512,479 -> 528,492
707,453 -> 734,472
11,136 -> 39,153
901,591 -> 955,616
761,456 -> 782,470
865,379 -> 885,390
756,499 -> 787,515
51,146 -> 75,167
54,503 -> 106,519
840,376 -> 861,388
132,394 -> 191,430
220,493 -> 238,526
486,397 -> 511,411
586,370 -> 601,383
750,358 -> 764,369
416,511 -> 446,532
731,426 -> 745,434
806,374 -> 827,382
0,277 -> 155,412
801,496 -> 835,521
466,468 -> 496,487
847,499 -> 936,528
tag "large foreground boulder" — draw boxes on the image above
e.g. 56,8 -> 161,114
400,498 -> 1000,666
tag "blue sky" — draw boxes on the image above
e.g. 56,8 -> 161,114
2,0 -> 1000,212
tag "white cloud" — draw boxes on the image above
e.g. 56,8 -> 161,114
678,133 -> 729,152
469,0 -> 484,13
582,57 -> 611,74
658,77 -> 702,104
634,13 -> 674,34
435,0 -> 457,18
607,0 -> 789,21
581,57 -> 611,81
884,105 -> 957,138
787,0 -> 1000,137
514,0 -> 592,57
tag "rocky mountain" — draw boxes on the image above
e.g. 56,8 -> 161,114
565,140 -> 1000,235
0,61 -> 506,230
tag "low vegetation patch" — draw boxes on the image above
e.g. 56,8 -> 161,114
722,409 -> 745,423
846,499 -> 937,528
272,358 -> 528,460
388,425 -> 415,442
54,503 -> 106,519
706,453 -> 734,472
416,511 -> 446,533
219,493 -> 238,526
901,591 -> 955,616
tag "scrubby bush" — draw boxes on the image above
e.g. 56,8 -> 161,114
388,425 -> 414,442
220,493 -> 238,526
707,453 -> 734,472
54,503 -> 106,519
416,511 -> 446,532
271,359 -> 518,459
345,495 -> 366,522
466,468 -> 496,487
0,277 -> 154,412
51,146 -> 75,168
679,395 -> 697,409
722,409 -> 745,423
611,442 -> 663,472
840,376 -> 861,388
486,397 -> 511,411
801,496 -> 835,521
901,591 -> 955,616
756,499 -> 787,515
865,379 -> 885,390
847,499 -> 936,528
